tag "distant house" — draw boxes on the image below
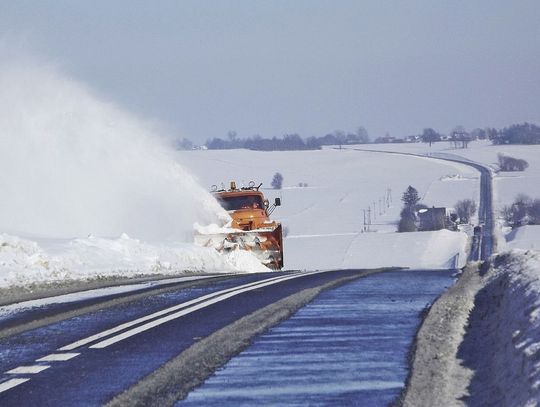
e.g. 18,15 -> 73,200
374,135 -> 397,143
418,207 -> 447,231
404,135 -> 421,143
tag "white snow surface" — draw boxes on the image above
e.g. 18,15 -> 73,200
0,233 -> 267,288
505,225 -> 540,251
1,142 -> 477,288
476,250 -> 540,406
179,148 -> 476,271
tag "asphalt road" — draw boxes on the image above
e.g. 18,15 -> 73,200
0,269 -> 381,406
428,153 -> 494,261
180,269 -> 455,407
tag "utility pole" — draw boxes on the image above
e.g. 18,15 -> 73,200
363,209 -> 366,232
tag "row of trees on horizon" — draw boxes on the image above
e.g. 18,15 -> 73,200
176,122 -> 540,151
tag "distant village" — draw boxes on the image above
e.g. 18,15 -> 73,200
177,122 -> 540,151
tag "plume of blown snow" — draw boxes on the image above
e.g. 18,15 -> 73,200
0,55 -> 228,240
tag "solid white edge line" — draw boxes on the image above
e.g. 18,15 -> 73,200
6,365 -> 50,374
0,378 -> 30,393
59,272 -> 304,351
36,353 -> 80,362
89,270 -> 328,349
0,275 -> 222,316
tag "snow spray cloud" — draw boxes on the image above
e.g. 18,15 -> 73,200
0,56 -> 228,240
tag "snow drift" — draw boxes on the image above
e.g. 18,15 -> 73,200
455,250 -> 540,406
0,233 -> 267,288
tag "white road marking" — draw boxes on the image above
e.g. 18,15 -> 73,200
0,275 -> 221,319
287,232 -> 358,239
36,353 -> 80,362
0,378 -> 30,393
0,270 -> 330,396
59,273 -> 305,351
6,365 -> 50,374
90,271 -> 327,349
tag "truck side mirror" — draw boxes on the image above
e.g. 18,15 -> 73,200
275,197 -> 281,206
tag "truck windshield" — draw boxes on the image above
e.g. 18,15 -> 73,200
217,195 -> 265,211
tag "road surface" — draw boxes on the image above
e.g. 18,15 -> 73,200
0,269 -> 383,405
0,267 -> 458,406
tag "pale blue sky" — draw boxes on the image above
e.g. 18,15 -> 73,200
1,0 -> 539,142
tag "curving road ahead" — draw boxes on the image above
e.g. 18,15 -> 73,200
423,152 -> 495,261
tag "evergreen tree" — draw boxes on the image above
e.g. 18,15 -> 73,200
401,186 -> 420,209
271,172 -> 284,189
398,207 -> 417,232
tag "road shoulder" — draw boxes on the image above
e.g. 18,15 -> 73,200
400,264 -> 483,406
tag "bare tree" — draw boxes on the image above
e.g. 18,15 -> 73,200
498,154 -> 529,171
421,128 -> 441,147
455,199 -> 477,223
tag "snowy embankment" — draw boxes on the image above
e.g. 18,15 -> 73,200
505,225 -> 540,251
0,233 -> 267,289
287,229 -> 467,270
459,250 -> 540,406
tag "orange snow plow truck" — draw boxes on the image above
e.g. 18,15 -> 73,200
195,181 -> 283,270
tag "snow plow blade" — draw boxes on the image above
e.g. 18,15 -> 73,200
194,224 -> 283,270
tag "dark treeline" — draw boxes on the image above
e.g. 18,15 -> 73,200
418,123 -> 540,146
492,123 -> 540,145
177,122 -> 540,151
205,128 -> 370,151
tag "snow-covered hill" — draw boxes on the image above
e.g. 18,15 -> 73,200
178,148 -> 476,270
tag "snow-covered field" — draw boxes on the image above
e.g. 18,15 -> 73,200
0,146 -> 475,288
178,148 -> 475,271
357,140 -> 540,247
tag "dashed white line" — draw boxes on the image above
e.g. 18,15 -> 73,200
6,365 -> 50,374
0,378 -> 30,393
0,275 -> 221,319
36,353 -> 80,362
